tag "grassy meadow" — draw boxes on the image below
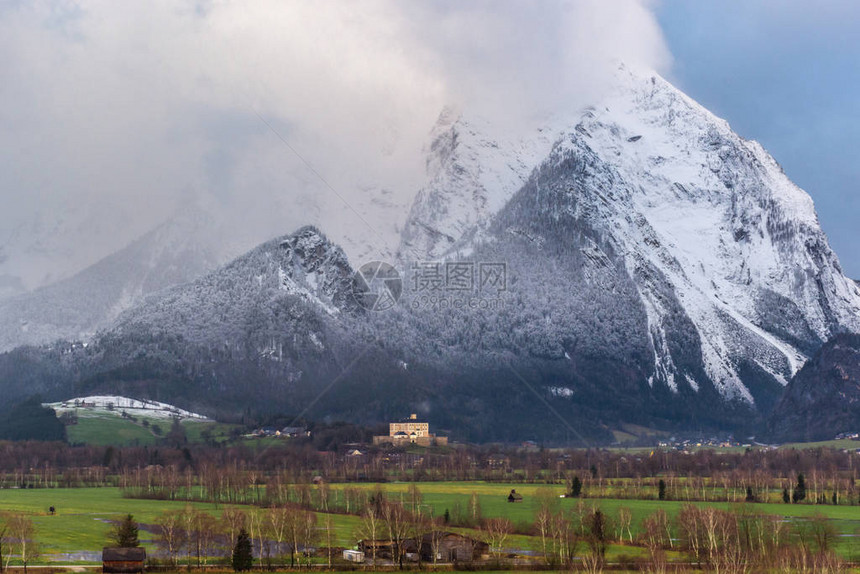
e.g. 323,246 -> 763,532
64,412 -> 238,447
2,482 -> 860,565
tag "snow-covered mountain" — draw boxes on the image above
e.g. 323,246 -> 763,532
401,65 -> 860,409
113,225 -> 356,348
2,66 -> 858,440
399,107 -> 566,261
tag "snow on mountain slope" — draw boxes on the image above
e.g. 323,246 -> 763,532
401,65 -> 860,405
399,107 -> 568,260
45,395 -> 209,420
112,226 -> 356,348
578,68 -> 860,400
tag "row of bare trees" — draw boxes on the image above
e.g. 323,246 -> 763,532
567,469 -> 859,504
3,438 -> 860,488
152,504 -> 331,569
529,491 -> 850,574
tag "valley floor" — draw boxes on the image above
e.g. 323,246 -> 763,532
1,483 -> 860,568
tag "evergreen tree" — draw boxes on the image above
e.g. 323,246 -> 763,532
109,514 -> 139,547
570,475 -> 582,498
792,474 -> 806,504
232,528 -> 253,572
658,479 -> 666,501
586,509 -> 607,562
745,487 -> 755,502
0,396 -> 66,442
782,488 -> 790,503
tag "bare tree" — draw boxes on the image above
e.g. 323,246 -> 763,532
467,492 -> 482,525
0,513 -> 10,574
381,501 -> 412,568
642,511 -> 668,574
617,507 -> 633,543
356,506 -> 381,565
245,508 -> 265,571
221,506 -> 246,564
427,526 -> 446,565
155,510 -> 184,567
534,504 -> 553,565
324,515 -> 333,569
265,506 -> 291,564
194,511 -> 219,566
180,505 -> 197,571
297,510 -> 318,567
481,517 -> 512,558
6,514 -> 38,574
407,483 -> 422,515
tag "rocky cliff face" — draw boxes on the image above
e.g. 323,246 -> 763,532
768,334 -> 860,441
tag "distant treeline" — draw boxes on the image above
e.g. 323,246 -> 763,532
0,439 -> 858,504
0,395 -> 65,442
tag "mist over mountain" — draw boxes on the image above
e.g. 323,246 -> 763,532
0,212 -> 224,352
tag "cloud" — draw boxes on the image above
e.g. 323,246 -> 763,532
0,0 -> 670,289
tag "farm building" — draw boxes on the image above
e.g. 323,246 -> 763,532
507,489 -> 523,503
102,547 -> 146,573
359,532 -> 487,564
419,532 -> 489,563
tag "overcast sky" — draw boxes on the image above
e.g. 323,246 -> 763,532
0,0 -> 668,290
656,0 -> 860,277
1,0 -> 858,292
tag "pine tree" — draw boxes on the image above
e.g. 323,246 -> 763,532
658,479 -> 666,501
782,488 -> 790,503
232,528 -> 253,572
570,475 -> 582,498
109,514 -> 139,548
792,474 -> 806,504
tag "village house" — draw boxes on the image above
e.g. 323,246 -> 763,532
372,413 -> 448,446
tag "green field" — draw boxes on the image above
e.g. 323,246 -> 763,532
0,487 -> 367,563
780,438 -> 860,450
63,413 -> 238,447
327,481 -> 860,558
3,482 -> 860,565
0,486 -> 647,565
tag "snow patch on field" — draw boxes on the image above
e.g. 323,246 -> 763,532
44,395 -> 209,421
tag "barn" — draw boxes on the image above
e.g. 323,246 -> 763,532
419,531 -> 489,563
102,547 -> 146,573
